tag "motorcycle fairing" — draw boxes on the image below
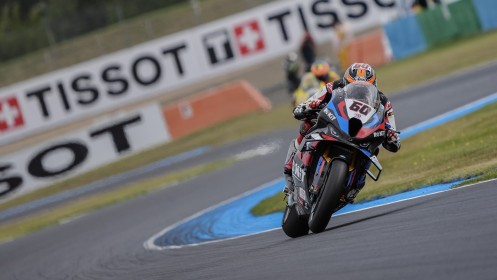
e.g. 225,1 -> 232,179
323,89 -> 386,140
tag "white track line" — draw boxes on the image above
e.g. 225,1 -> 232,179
143,178 -> 282,251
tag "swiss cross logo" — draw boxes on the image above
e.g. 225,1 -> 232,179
0,96 -> 25,132
233,20 -> 265,56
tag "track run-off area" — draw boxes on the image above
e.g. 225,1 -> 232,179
1,62 -> 497,279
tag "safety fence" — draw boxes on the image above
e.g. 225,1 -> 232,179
342,0 -> 497,66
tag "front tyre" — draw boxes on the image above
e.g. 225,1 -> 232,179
282,204 -> 309,238
308,159 -> 348,234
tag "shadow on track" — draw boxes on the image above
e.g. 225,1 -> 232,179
322,196 -> 436,233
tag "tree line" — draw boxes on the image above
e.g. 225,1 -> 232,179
0,0 -> 185,61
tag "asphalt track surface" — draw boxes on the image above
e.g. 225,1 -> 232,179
1,61 -> 497,279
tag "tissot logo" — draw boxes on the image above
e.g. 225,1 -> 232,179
234,20 -> 265,56
203,20 -> 265,65
203,30 -> 234,65
0,104 -> 171,199
0,96 -> 24,132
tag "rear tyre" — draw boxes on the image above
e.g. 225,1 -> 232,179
282,204 -> 309,238
308,159 -> 348,234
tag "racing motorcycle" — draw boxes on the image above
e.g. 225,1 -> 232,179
282,82 -> 391,237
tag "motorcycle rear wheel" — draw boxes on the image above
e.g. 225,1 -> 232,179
308,159 -> 347,234
282,204 -> 309,238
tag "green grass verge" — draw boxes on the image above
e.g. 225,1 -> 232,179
251,101 -> 497,216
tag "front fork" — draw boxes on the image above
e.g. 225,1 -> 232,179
288,146 -> 332,212
288,143 -> 370,212
310,147 -> 356,194
309,147 -> 370,207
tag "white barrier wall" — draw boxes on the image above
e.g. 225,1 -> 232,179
0,104 -> 171,200
0,0 -> 399,145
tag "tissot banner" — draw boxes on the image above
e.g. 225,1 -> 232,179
0,0 -> 399,145
0,104 -> 171,200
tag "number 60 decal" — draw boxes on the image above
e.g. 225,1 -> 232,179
349,101 -> 371,115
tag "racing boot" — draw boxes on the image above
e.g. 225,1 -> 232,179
283,139 -> 298,194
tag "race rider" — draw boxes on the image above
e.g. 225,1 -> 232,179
300,31 -> 316,71
283,52 -> 301,95
283,63 -> 401,200
302,59 -> 340,88
293,60 -> 340,105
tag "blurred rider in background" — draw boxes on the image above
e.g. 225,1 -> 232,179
283,63 -> 401,201
292,60 -> 340,106
300,31 -> 316,71
283,52 -> 301,96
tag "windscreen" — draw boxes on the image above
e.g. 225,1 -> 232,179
341,82 -> 380,124
343,82 -> 380,110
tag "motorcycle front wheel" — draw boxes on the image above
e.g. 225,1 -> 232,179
308,159 -> 348,234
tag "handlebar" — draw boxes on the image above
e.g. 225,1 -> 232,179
302,107 -> 402,135
385,123 -> 401,134
305,108 -> 321,114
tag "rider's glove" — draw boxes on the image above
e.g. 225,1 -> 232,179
307,98 -> 322,109
386,129 -> 400,145
293,104 -> 308,120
